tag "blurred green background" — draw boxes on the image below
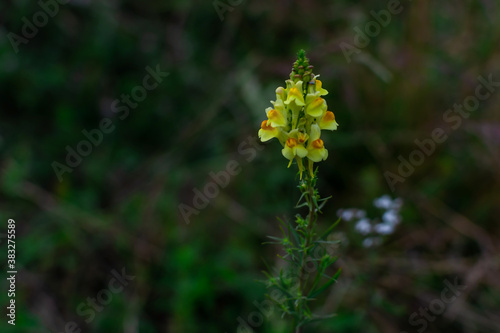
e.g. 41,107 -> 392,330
1,0 -> 499,332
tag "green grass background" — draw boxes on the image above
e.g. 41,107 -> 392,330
0,0 -> 499,332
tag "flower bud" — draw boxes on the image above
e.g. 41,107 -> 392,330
276,86 -> 286,101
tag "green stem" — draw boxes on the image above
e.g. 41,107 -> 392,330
295,171 -> 317,331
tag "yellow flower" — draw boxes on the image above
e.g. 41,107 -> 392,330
285,80 -> 305,106
315,79 -> 328,96
282,135 -> 308,179
265,97 -> 287,128
305,95 -> 327,118
307,77 -> 328,96
307,124 -> 328,162
282,137 -> 308,163
265,108 -> 286,127
319,111 -> 339,131
258,120 -> 279,142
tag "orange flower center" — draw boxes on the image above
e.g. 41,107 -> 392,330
312,139 -> 324,149
261,120 -> 274,130
286,138 -> 298,148
323,111 -> 335,121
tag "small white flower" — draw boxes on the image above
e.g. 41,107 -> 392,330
373,195 -> 392,209
355,218 -> 371,235
339,209 -> 355,221
374,223 -> 394,235
382,210 -> 400,226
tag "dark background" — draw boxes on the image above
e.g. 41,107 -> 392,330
0,0 -> 499,332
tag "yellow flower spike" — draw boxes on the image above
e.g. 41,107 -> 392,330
305,95 -> 327,118
282,137 -> 308,164
319,111 -> 339,131
284,80 -> 305,106
306,124 -> 328,162
257,50 -> 338,178
258,120 -> 280,142
315,79 -> 329,96
265,107 -> 286,127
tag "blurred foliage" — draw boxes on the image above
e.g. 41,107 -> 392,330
0,0 -> 500,332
